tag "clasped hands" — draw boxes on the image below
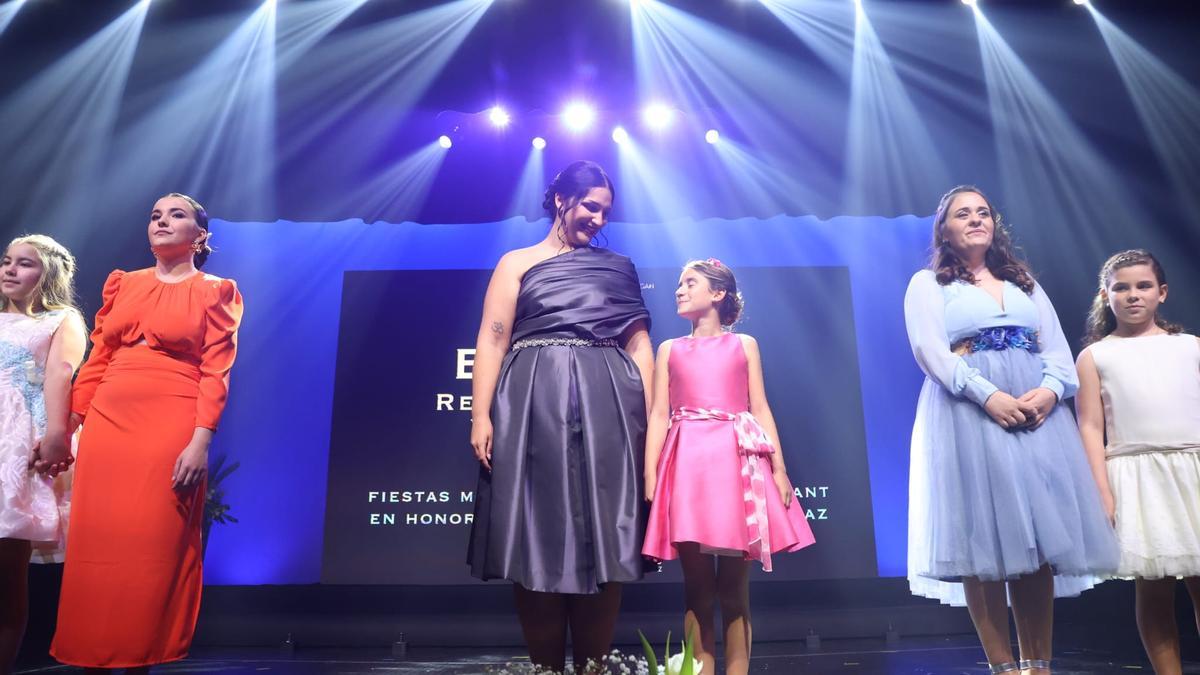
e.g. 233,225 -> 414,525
27,413 -> 208,491
27,412 -> 81,477
28,431 -> 74,477
983,387 -> 1057,431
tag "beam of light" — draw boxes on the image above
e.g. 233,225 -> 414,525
336,141 -> 448,224
506,143 -> 546,222
438,134 -> 453,149
613,130 -> 694,224
561,101 -> 597,132
275,0 -> 371,71
641,102 -> 675,131
845,3 -> 950,215
488,105 -> 511,128
630,0 -> 843,216
275,0 -> 494,175
1088,8 -> 1200,221
104,1 -> 278,220
713,138 -> 830,218
973,9 -> 1139,274
531,136 -> 546,150
0,1 -> 149,230
757,0 -> 857,79
0,0 -> 28,36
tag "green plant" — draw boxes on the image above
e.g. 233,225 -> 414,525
201,453 -> 240,557
639,628 -> 700,675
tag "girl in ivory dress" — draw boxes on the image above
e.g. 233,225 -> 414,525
1076,249 -> 1200,675
0,235 -> 86,673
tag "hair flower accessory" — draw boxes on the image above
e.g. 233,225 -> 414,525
706,257 -> 722,267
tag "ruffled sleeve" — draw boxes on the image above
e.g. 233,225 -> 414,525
195,277 -> 243,431
903,270 -> 999,406
71,270 -> 125,419
1031,282 -> 1077,401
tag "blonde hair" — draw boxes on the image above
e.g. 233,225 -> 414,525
1,234 -> 80,316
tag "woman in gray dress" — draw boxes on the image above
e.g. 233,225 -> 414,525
468,161 -> 654,672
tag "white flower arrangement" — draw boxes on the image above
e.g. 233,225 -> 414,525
484,630 -> 701,675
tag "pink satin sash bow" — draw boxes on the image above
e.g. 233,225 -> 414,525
669,406 -> 776,571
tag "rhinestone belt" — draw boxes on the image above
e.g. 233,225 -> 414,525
510,337 -> 620,350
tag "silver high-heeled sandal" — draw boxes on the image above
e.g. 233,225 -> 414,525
989,662 -> 1021,673
1019,659 -> 1051,671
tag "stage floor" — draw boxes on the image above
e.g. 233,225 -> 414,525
15,636 -> 1200,674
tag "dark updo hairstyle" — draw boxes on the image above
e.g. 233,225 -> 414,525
542,160 -> 615,225
930,185 -> 1035,294
1083,249 -> 1182,346
684,258 -> 744,327
162,192 -> 212,268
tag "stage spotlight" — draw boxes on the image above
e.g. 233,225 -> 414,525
438,135 -> 453,149
562,101 -> 596,132
1,0 -> 31,37
705,129 -> 720,144
612,126 -> 630,144
1073,0 -> 1088,4
531,136 -> 546,149
961,0 -> 976,5
488,105 -> 511,128
641,102 -> 674,130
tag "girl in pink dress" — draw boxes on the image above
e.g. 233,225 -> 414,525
643,259 -> 815,675
0,235 -> 86,672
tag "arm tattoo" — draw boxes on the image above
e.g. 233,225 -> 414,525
491,320 -> 505,335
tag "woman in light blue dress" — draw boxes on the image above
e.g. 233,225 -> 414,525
904,186 -> 1118,675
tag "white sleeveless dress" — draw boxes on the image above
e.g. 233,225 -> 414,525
0,309 -> 78,562
1089,332 -> 1200,578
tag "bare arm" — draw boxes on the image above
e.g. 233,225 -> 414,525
34,312 -> 87,469
1075,348 -> 1114,522
741,335 -> 783,470
622,319 -> 654,414
643,339 -> 672,501
469,253 -> 522,470
742,334 -> 794,507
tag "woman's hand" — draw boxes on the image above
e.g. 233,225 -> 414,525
1016,387 -> 1058,430
471,416 -> 493,472
773,470 -> 794,508
1099,487 -> 1116,527
30,430 -> 74,476
644,470 -> 657,503
172,439 -> 209,490
983,391 -> 1029,430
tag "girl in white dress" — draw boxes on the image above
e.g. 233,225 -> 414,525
1076,249 -> 1200,675
0,235 -> 86,672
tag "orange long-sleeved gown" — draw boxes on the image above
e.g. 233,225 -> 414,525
51,268 -> 243,668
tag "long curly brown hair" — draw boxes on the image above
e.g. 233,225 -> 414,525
1083,249 -> 1183,346
930,185 -> 1035,294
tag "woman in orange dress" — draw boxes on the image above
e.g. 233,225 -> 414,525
51,193 -> 243,672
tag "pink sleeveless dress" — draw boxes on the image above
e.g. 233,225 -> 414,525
642,333 -> 815,571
